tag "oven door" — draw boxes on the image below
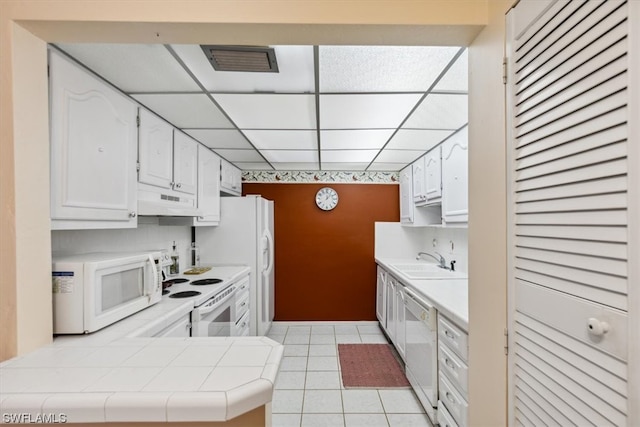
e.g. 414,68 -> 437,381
191,286 -> 236,337
404,288 -> 438,424
85,254 -> 159,333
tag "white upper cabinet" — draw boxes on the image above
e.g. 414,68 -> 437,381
49,50 -> 138,229
413,147 -> 442,206
194,145 -> 221,226
400,166 -> 414,224
412,156 -> 427,206
220,158 -> 242,196
138,110 -> 197,196
138,109 -> 173,189
172,131 -> 198,195
441,127 -> 468,223
425,146 -> 442,204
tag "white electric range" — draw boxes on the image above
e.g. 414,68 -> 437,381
161,265 -> 250,337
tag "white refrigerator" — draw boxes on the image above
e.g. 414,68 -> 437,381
196,195 -> 275,336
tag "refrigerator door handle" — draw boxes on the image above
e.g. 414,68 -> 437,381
263,229 -> 274,276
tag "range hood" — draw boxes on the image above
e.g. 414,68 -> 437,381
138,184 -> 202,217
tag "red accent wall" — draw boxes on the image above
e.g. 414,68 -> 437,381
243,183 -> 399,321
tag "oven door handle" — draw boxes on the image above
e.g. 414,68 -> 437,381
195,286 -> 236,316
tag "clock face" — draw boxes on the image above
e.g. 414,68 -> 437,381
315,187 -> 339,211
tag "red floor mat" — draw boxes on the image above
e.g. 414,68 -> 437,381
338,344 -> 411,388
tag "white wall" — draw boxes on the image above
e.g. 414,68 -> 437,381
375,222 -> 468,273
51,219 -> 192,269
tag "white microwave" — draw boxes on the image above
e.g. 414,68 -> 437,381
52,251 -> 163,334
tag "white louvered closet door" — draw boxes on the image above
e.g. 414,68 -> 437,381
506,1 -> 636,425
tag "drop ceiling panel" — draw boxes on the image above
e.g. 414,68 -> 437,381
385,129 -> 453,150
434,49 -> 468,92
261,150 -> 318,163
213,94 -> 316,129
402,94 -> 468,130
133,94 -> 234,128
235,162 -> 273,170
243,130 -> 318,150
321,150 -> 379,163
321,129 -> 395,150
319,46 -> 460,92
368,162 -> 407,171
213,149 -> 264,162
322,163 -> 370,171
320,94 -> 422,129
271,162 -> 320,170
171,45 -> 315,93
375,150 -> 425,163
184,129 -> 253,149
56,44 -> 200,92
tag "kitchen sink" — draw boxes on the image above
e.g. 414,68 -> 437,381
390,263 -> 467,280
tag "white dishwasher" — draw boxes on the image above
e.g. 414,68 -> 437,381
404,287 -> 438,425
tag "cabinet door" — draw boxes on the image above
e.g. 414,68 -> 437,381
442,127 -> 468,223
412,157 -> 427,204
376,266 -> 387,327
194,145 -> 221,225
138,109 -> 173,189
386,278 -> 396,342
220,158 -> 242,195
49,51 -> 137,228
395,285 -> 407,360
172,132 -> 198,195
425,147 -> 442,203
399,167 -> 413,223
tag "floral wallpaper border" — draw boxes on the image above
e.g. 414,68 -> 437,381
242,170 -> 399,184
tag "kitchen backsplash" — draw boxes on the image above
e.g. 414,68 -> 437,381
375,222 -> 468,273
51,217 -> 192,267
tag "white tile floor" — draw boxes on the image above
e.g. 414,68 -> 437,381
267,322 -> 433,427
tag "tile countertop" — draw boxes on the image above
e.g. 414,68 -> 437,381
0,265 -> 284,424
375,257 -> 468,330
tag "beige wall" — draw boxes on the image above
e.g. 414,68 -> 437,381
467,1 -> 511,425
0,1 -> 511,424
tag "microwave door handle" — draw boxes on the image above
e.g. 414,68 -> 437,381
147,254 -> 158,300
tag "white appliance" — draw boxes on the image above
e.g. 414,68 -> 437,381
404,287 -> 438,424
196,195 -> 275,336
52,251 -> 163,334
191,283 -> 237,337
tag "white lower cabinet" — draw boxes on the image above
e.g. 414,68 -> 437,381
154,314 -> 191,338
385,276 -> 397,342
437,399 -> 460,427
438,315 -> 469,427
234,276 -> 250,336
376,268 -> 406,361
376,266 -> 387,329
395,282 -> 406,360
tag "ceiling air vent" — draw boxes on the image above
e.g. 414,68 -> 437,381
200,45 -> 279,73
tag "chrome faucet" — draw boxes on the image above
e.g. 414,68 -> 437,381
416,251 -> 449,270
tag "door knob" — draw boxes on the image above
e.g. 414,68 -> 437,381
587,317 -> 610,337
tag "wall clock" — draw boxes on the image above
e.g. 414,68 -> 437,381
315,187 -> 339,211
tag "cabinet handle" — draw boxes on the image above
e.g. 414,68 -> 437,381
241,302 -> 247,307
129,212 -> 137,218
170,181 -> 175,187
446,391 -> 457,404
176,183 -> 182,188
445,330 -> 456,340
445,358 -> 456,370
